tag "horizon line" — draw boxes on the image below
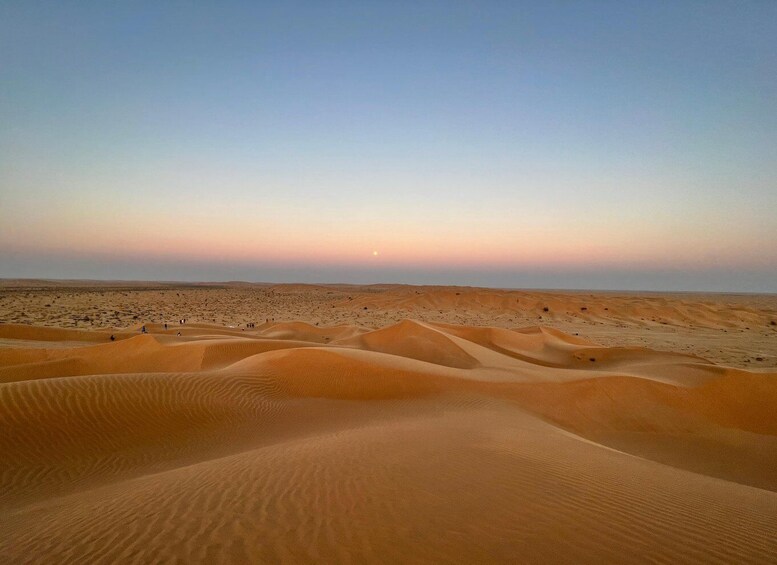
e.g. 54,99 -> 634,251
2,277 -> 774,296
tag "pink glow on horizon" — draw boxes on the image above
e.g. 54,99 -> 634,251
4,219 -> 774,272
2,190 -> 774,273
3,170 -> 774,276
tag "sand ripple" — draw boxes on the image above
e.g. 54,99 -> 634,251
1,319 -> 776,563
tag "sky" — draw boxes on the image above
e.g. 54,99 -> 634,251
1,1 -> 776,292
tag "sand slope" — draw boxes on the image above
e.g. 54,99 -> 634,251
1,319 -> 777,563
3,282 -> 776,369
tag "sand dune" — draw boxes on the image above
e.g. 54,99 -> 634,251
1,309 -> 777,563
3,281 -> 775,369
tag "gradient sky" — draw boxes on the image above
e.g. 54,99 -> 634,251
1,1 -> 776,291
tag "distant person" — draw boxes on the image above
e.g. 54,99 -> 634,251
164,323 -> 168,330
110,334 -> 115,341
141,325 -> 147,334
177,331 -> 181,337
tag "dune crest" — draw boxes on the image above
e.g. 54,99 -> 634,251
1,317 -> 776,563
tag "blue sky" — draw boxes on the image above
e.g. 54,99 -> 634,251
1,1 -> 776,291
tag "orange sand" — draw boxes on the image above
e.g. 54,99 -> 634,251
1,282 -> 776,563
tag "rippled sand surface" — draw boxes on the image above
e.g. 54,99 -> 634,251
1,282 -> 776,563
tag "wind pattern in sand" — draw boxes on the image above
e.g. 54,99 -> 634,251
2,305 -> 777,563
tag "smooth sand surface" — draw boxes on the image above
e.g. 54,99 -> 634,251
1,282 -> 776,563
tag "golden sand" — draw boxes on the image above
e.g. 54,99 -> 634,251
1,282 -> 776,563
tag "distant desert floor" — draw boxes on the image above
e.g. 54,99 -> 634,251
1,282 -> 777,563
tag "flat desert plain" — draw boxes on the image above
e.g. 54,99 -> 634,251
1,281 -> 777,563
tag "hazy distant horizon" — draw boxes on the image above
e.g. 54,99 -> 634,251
2,2 -> 775,292
2,251 -> 775,294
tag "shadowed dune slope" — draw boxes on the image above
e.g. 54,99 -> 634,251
1,320 -> 776,564
334,319 -> 481,369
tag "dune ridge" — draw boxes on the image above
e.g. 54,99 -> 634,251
3,282 -> 776,370
1,315 -> 776,563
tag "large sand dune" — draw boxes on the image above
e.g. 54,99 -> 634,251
2,304 -> 777,563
